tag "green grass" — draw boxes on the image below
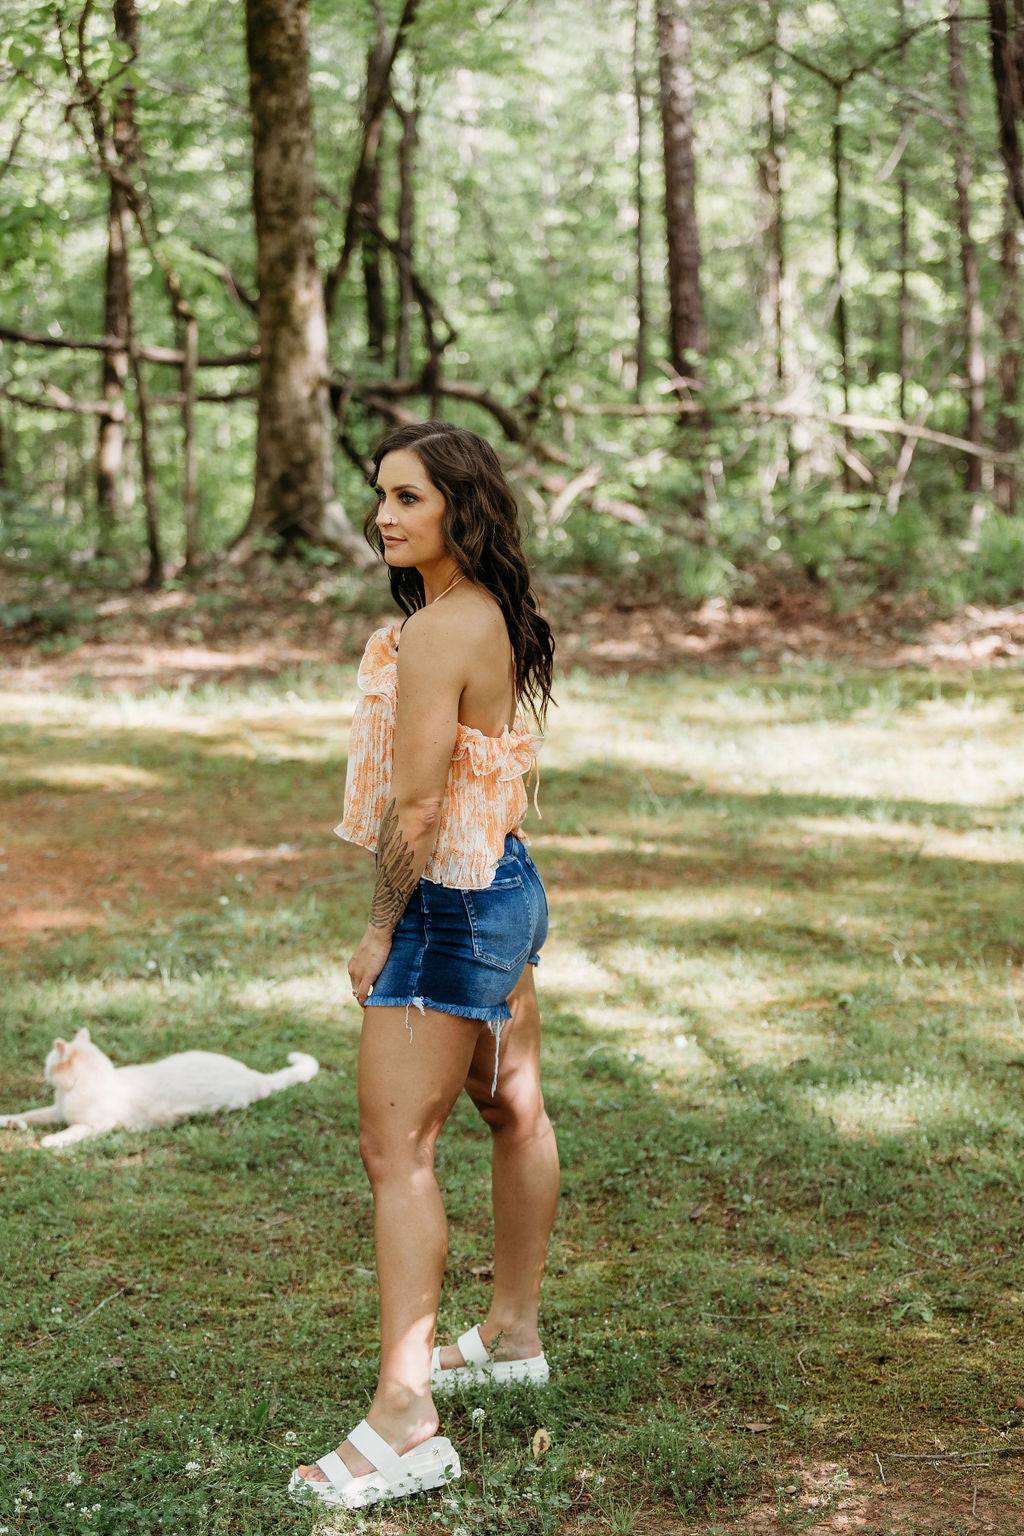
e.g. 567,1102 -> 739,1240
1,659 -> 1023,1534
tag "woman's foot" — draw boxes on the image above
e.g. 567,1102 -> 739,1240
293,1402 -> 440,1485
436,1321 -> 541,1371
288,1417 -> 460,1509
432,1324 -> 549,1389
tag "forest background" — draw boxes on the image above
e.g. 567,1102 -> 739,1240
3,0 -> 1024,619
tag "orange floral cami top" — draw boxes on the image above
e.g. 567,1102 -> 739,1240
335,623 -> 542,890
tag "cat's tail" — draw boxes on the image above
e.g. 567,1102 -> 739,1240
261,1053 -> 320,1093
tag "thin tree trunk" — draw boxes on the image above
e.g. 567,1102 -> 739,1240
632,0 -> 649,400
758,3 -> 791,495
361,15 -> 390,365
655,0 -> 706,382
323,0 -> 420,317
115,199 -> 162,588
181,315 -> 199,564
995,183 -> 1020,513
95,0 -> 138,553
988,0 -> 1024,219
394,90 -> 419,381
831,89 -> 853,489
897,0 -> 912,420
238,0 -> 367,559
655,0 -> 708,519
948,0 -> 986,496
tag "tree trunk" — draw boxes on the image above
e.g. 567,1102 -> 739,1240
897,0 -> 912,420
831,89 -> 853,489
757,4 -> 792,497
394,87 -> 420,381
361,16 -> 390,365
95,0 -> 138,554
323,0 -> 420,318
238,0 -> 367,559
995,183 -> 1020,513
988,0 -> 1024,220
948,0 -> 986,496
632,0 -> 649,400
655,0 -> 706,383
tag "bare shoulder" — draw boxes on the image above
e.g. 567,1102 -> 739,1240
400,586 -> 506,664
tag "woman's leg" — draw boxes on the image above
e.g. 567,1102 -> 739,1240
295,1003 -> 481,1484
438,965 -> 560,1367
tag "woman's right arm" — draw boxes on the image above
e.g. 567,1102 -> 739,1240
347,608 -> 466,1003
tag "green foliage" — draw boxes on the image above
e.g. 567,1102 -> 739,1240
0,0 -> 1021,599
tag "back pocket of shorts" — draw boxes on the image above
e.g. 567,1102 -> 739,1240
461,878 -> 532,971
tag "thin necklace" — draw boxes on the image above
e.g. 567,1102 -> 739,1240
432,572 -> 465,604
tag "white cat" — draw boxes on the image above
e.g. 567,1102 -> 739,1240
0,1028 -> 320,1149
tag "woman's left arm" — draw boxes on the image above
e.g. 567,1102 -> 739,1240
348,609 -> 465,1004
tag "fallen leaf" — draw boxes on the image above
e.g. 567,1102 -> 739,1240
740,1421 -> 772,1433
532,1427 -> 552,1459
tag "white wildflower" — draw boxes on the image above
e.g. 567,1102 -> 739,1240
185,1461 -> 201,1474
283,1430 -> 298,1445
67,1470 -> 83,1485
73,1427 -> 84,1442
471,1407 -> 486,1423
19,1489 -> 33,1501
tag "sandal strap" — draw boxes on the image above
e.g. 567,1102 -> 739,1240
314,1450 -> 351,1490
347,1419 -> 407,1483
456,1326 -> 490,1367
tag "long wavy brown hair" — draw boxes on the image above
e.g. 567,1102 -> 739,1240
365,421 -> 555,723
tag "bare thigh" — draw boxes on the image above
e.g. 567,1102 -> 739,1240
463,967 -> 545,1124
359,1005 -> 484,1161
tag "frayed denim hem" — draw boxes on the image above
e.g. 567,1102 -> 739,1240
363,993 -> 512,1026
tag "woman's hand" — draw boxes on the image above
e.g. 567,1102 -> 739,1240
348,926 -> 393,1006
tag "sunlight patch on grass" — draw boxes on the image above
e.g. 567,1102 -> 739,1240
0,688 -> 357,734
208,843 -> 308,865
795,815 -> 1023,865
547,686 -> 1022,807
232,971 -> 355,1019
536,946 -> 618,996
16,761 -> 165,791
800,1072 -> 1024,1139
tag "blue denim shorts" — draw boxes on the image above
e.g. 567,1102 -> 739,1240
365,835 -> 548,1026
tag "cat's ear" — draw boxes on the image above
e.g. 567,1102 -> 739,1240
73,1028 -> 91,1044
52,1038 -> 70,1058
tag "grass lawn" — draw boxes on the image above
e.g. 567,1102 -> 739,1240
1,653 -> 1022,1535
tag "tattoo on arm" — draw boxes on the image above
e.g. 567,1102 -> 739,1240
369,799 -> 417,931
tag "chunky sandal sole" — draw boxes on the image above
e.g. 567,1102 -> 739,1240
289,1424 -> 461,1509
431,1324 -> 549,1392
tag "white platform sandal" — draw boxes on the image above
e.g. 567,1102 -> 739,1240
287,1419 -> 461,1509
430,1325 -> 549,1392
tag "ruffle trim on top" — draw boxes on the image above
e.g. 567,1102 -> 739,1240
451,720 -> 543,783
355,624 -> 400,706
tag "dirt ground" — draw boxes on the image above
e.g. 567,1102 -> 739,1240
2,576 -> 1024,692
595,1453 -> 1024,1534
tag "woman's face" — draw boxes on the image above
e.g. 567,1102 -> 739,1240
374,449 -> 447,570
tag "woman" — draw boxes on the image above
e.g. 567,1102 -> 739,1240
289,422 -> 560,1510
